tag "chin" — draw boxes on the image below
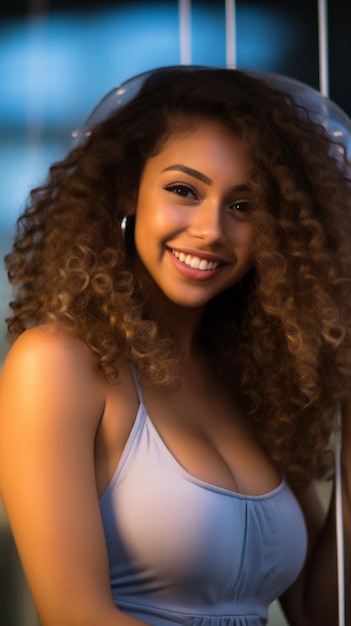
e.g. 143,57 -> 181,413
165,292 -> 216,309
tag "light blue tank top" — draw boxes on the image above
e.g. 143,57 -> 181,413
99,377 -> 307,626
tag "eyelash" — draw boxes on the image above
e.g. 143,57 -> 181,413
228,201 -> 250,214
164,183 -> 250,214
164,182 -> 198,198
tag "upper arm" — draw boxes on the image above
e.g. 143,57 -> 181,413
0,327 -> 116,625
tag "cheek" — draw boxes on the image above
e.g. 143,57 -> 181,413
229,222 -> 254,252
244,226 -> 255,251
136,195 -> 183,236
134,204 -> 167,260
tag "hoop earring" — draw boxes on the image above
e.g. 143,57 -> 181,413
123,215 -> 136,253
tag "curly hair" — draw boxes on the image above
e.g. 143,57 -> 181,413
5,67 -> 351,486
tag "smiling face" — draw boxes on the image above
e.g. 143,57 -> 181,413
133,119 -> 254,310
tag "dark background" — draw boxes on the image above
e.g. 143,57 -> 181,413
0,2 -> 348,625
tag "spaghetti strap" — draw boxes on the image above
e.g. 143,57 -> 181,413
131,366 -> 144,405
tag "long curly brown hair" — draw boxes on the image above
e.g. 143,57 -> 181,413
5,67 -> 351,486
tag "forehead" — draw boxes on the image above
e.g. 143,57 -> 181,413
146,119 -> 251,180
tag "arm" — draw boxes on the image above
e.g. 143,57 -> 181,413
0,327 -> 149,626
280,400 -> 351,626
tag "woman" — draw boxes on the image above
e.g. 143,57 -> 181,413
0,66 -> 350,626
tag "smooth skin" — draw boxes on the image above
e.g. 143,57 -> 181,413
0,121 -> 350,626
133,122 -> 254,313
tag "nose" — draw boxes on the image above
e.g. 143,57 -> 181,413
187,200 -> 226,245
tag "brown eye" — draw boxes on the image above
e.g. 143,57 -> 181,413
164,183 -> 198,199
229,201 -> 250,213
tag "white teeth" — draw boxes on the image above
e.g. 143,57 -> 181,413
171,250 -> 219,271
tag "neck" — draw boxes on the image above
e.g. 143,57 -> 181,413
160,308 -> 205,356
142,280 -> 206,356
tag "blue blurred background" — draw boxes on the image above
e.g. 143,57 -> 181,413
0,1 -> 349,624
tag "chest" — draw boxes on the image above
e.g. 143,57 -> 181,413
137,373 -> 280,497
95,366 -> 280,498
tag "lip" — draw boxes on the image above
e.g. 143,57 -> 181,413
166,247 -> 227,281
167,246 -> 228,264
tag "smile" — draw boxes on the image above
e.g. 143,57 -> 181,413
171,249 -> 220,271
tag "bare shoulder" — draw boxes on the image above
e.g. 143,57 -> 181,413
2,324 -> 99,377
0,324 -> 107,497
0,324 -> 105,418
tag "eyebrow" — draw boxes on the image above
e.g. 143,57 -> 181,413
162,164 -> 212,185
162,164 -> 251,193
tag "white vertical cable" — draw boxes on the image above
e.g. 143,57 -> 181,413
335,403 -> 345,626
179,0 -> 191,65
225,0 -> 236,68
318,0 -> 329,96
319,1 -> 345,620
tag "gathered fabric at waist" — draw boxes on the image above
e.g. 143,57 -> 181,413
115,599 -> 268,626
